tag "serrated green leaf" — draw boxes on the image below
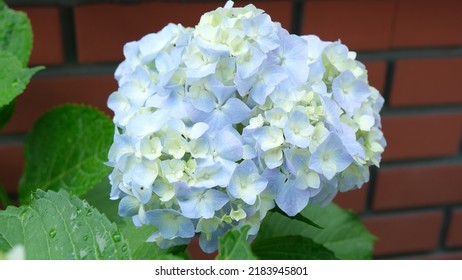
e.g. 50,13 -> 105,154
19,105 -> 114,204
0,3 -> 33,66
252,235 -> 338,260
0,183 -> 11,209
217,226 -> 257,260
0,98 -> 14,129
0,51 -> 42,108
256,203 -> 375,259
0,189 -> 130,259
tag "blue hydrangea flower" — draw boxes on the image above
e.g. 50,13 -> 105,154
107,0 -> 386,253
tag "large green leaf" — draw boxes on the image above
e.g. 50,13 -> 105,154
0,50 -> 42,108
256,203 -> 375,259
0,98 -> 14,129
0,2 -> 33,66
0,189 -> 130,259
19,105 -> 114,203
252,235 -> 338,260
216,226 -> 257,260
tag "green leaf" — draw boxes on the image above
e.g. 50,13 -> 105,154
0,3 -> 33,66
82,177 -> 121,225
0,189 -> 130,259
252,235 -> 338,260
0,232 -> 11,253
121,221 -> 170,260
0,50 -> 42,108
256,203 -> 375,259
152,254 -> 187,260
271,206 -> 323,229
216,226 -> 257,260
19,105 -> 114,204
0,98 -> 14,129
0,183 -> 11,209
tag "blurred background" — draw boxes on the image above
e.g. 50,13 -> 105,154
2,0 -> 461,259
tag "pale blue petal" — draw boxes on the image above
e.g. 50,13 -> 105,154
222,98 -> 252,124
275,179 -> 311,216
188,90 -> 216,113
126,110 -> 168,137
199,225 -> 230,253
145,209 -> 194,239
214,127 -> 243,161
118,196 -> 140,217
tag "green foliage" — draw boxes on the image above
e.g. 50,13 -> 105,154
271,205 -> 323,229
0,183 -> 11,209
0,99 -> 14,129
216,226 -> 257,260
121,222 -> 171,260
0,50 -> 42,108
82,177 -> 121,225
252,235 -> 338,260
19,105 -> 114,203
256,203 -> 375,259
0,2 -> 32,66
0,4 -> 43,111
0,189 -> 130,259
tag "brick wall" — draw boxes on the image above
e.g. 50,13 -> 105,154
3,0 -> 462,259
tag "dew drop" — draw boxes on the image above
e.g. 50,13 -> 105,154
49,229 -> 57,239
86,209 -> 93,217
112,232 -> 122,243
121,245 -> 127,252
83,235 -> 89,241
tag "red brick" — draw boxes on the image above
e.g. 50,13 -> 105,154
363,61 -> 387,93
1,75 -> 116,134
74,1 -> 291,63
374,164 -> 462,210
302,0 -> 395,50
333,184 -> 367,213
17,7 -> 64,66
381,113 -> 462,161
363,211 -> 443,256
446,209 -> 462,248
392,0 -> 462,48
0,145 -> 24,194
390,58 -> 462,106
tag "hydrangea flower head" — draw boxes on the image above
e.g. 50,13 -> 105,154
107,0 -> 386,253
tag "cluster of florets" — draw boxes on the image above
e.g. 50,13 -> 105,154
107,1 -> 386,253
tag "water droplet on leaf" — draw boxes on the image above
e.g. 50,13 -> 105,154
83,235 -> 89,241
112,232 -> 122,243
49,229 -> 57,238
